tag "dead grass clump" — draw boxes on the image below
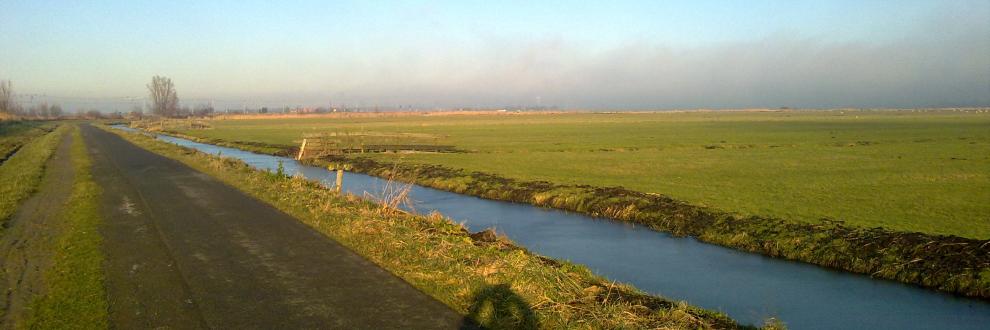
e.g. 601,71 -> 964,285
364,169 -> 415,216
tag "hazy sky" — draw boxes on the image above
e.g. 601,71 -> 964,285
1,0 -> 988,110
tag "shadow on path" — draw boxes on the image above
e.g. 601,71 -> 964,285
463,284 -> 538,330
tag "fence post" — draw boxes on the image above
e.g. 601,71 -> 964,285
336,169 -> 344,192
296,138 -> 308,160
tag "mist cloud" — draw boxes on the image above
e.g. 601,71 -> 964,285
10,3 -> 987,111
331,5 -> 989,109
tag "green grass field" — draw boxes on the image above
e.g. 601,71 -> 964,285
173,110 -> 990,239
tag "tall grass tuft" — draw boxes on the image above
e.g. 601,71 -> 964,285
366,166 -> 415,216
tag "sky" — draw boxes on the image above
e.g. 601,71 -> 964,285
1,0 -> 988,111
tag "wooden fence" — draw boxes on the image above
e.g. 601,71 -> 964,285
295,132 -> 456,160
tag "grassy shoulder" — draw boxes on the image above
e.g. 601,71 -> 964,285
0,123 -> 67,229
24,125 -> 109,328
101,125 -> 764,329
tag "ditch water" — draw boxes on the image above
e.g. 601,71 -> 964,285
112,126 -> 990,329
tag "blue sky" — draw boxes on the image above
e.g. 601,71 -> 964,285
1,0 -> 988,110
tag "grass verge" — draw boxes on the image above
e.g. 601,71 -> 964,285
101,125 -> 763,329
24,125 -> 109,328
0,123 -> 66,230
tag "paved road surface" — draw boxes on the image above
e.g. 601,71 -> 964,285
82,125 -> 471,329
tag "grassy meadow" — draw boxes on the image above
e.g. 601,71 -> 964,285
171,110 -> 990,239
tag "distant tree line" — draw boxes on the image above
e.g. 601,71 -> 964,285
1,76 -> 211,120
0,80 -> 13,114
0,79 -> 65,119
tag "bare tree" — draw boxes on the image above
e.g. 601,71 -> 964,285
84,110 -> 103,119
0,80 -> 14,114
147,75 -> 179,117
193,103 -> 214,117
27,102 -> 40,117
32,102 -> 51,118
50,104 -> 63,118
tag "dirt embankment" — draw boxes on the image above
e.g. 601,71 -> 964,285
0,132 -> 74,327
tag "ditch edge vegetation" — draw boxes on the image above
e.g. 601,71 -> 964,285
152,130 -> 990,300
106,126 -> 775,329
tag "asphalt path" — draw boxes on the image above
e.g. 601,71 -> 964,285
82,124 -> 471,329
